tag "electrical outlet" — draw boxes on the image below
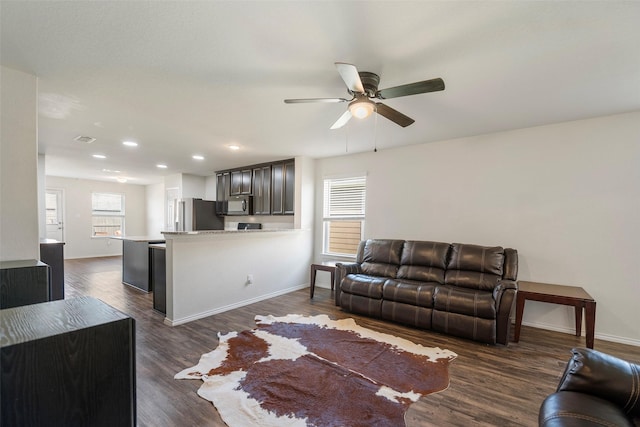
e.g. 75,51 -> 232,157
247,274 -> 254,285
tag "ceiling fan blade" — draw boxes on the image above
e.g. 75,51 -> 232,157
335,62 -> 365,94
330,110 -> 352,130
375,103 -> 415,127
284,97 -> 349,104
377,78 -> 445,99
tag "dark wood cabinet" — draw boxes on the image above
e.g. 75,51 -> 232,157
216,172 -> 230,201
40,239 -> 65,300
252,165 -> 271,215
0,259 -> 50,309
230,169 -> 252,195
1,297 -> 136,426
271,160 -> 295,216
121,238 -> 164,292
271,162 -> 284,215
217,158 -> 294,216
150,244 -> 166,314
283,160 -> 295,215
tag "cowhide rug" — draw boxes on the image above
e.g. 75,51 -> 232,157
175,314 -> 457,427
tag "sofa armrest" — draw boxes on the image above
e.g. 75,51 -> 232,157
556,348 -> 640,418
492,280 -> 517,345
493,279 -> 517,299
334,262 -> 361,306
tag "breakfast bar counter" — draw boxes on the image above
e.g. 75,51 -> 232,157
161,228 -> 312,326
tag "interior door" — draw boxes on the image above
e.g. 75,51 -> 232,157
45,189 -> 64,241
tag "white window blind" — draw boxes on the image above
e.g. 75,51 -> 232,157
92,193 -> 124,214
91,193 -> 125,237
322,176 -> 366,256
323,177 -> 366,219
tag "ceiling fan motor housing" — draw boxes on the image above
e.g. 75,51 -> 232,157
358,72 -> 380,97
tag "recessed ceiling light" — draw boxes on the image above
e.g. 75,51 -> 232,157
192,155 -> 205,160
228,145 -> 240,151
116,177 -> 128,183
122,141 -> 138,147
102,169 -> 121,173
92,154 -> 106,159
156,164 -> 168,169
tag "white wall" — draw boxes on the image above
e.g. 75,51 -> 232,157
205,175 -> 217,200
0,66 -> 39,261
181,173 -> 206,198
165,229 -> 312,325
315,111 -> 640,345
37,154 -> 46,238
145,182 -> 165,236
45,176 -> 147,259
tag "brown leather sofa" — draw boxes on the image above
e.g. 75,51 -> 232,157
335,239 -> 518,344
539,348 -> 640,427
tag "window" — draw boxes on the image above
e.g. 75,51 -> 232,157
91,192 -> 125,237
322,176 -> 366,256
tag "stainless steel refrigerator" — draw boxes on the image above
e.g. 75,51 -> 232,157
175,198 -> 224,231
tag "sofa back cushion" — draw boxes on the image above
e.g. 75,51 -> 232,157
360,239 -> 404,278
445,243 -> 505,291
397,241 -> 450,284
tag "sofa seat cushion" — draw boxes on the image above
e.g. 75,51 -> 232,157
434,285 -> 496,319
341,274 -> 385,299
539,391 -> 635,427
382,279 -> 437,308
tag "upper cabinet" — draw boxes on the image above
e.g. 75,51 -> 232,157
271,160 -> 294,216
230,169 -> 252,196
252,165 -> 271,215
216,158 -> 294,216
216,172 -> 230,202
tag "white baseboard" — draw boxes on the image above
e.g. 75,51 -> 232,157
520,320 -> 640,347
164,284 -> 308,326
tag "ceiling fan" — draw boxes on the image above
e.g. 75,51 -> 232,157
284,62 -> 445,129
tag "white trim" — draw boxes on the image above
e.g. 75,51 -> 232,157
163,284 -> 308,326
520,320 -> 640,347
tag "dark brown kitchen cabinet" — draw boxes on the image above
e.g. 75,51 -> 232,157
230,169 -> 252,196
271,160 -> 295,215
216,172 -> 230,202
252,165 -> 271,215
283,160 -> 295,215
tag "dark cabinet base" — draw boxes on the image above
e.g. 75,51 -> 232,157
40,240 -> 65,300
150,245 -> 166,314
1,297 -> 136,426
0,259 -> 50,309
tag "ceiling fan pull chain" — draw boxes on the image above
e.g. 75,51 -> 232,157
373,105 -> 378,153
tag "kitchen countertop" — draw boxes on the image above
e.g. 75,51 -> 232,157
161,229 -> 298,236
109,236 -> 166,242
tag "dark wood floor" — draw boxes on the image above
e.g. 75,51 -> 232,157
64,256 -> 640,427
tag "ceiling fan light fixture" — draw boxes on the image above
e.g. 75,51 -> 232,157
348,99 -> 375,119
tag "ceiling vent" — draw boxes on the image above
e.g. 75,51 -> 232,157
74,135 -> 96,144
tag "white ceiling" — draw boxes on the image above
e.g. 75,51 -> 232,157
2,1 -> 639,185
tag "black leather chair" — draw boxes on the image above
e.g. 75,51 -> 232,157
539,348 -> 640,427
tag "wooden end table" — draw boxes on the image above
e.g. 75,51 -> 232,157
310,261 -> 337,298
514,280 -> 596,349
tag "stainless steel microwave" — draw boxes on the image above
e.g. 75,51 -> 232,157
217,195 -> 253,216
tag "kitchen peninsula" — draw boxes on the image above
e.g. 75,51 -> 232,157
111,236 -> 165,292
161,228 -> 312,326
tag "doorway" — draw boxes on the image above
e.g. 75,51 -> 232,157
45,189 -> 64,241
